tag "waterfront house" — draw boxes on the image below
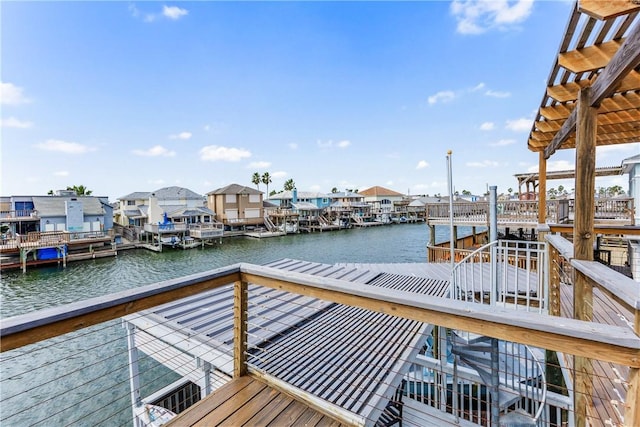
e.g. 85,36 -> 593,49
206,183 -> 264,230
359,186 -> 407,222
267,189 -> 331,210
1,190 -> 112,236
115,186 -> 212,228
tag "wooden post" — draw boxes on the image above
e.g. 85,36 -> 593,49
233,280 -> 248,378
538,152 -> 547,227
573,86 -> 596,427
548,245 -> 561,317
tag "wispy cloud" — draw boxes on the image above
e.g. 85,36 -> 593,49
132,145 -> 176,157
427,90 -> 456,105
288,143 -> 298,150
471,83 -> 485,92
450,0 -> 534,35
36,139 -> 96,154
54,171 -> 69,177
485,89 -> 511,98
272,171 -> 287,178
169,131 -> 192,140
466,160 -> 500,168
527,160 -> 573,173
1,82 -> 30,105
130,3 -> 188,23
1,116 -> 33,128
416,160 -> 430,169
489,139 -> 516,147
505,117 -> 532,132
247,161 -> 271,169
317,139 -> 351,149
480,122 -> 494,131
199,145 -> 251,162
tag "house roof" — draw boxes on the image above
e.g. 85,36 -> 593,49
168,206 -> 215,217
269,190 -> 328,200
292,202 -> 322,211
359,186 -> 405,198
207,184 -> 263,196
527,1 -> 640,157
329,191 -> 362,199
31,197 -> 105,217
119,187 -> 203,201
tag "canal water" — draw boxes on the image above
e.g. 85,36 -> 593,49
0,224 -> 469,426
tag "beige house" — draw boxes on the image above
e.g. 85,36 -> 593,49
206,184 -> 264,229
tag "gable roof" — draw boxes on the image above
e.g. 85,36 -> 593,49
359,186 -> 405,197
207,183 -> 263,196
32,196 -> 105,217
119,187 -> 203,201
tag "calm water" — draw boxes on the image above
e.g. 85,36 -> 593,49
0,224 -> 466,426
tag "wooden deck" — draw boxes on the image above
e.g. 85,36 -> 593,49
165,376 -> 345,427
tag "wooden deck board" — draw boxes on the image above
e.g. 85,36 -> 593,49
166,376 -> 344,427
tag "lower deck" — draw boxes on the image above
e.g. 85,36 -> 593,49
165,375 -> 344,426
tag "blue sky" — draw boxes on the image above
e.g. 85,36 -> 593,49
2,0 -> 638,201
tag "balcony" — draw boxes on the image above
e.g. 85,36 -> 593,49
1,253 -> 638,427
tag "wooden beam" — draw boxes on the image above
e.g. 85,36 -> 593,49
558,39 -> 622,74
545,108 -> 577,159
0,267 -> 242,352
591,21 -> 640,106
240,269 -> 640,367
578,0 -> 640,20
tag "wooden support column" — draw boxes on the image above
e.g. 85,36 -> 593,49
548,245 -> 561,317
573,86 -> 596,427
233,280 -> 248,378
538,152 -> 547,233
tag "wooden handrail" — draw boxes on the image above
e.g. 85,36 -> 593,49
2,263 -> 639,368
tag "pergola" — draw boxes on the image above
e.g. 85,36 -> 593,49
526,2 -> 640,426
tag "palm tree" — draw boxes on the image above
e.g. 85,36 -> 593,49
261,172 -> 272,196
284,179 -> 295,191
251,172 -> 261,190
331,187 -> 338,193
66,185 -> 92,196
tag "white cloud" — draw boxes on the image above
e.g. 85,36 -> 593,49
169,131 -> 192,140
1,116 -> 33,128
597,142 -> 640,156
386,180 -> 394,186
505,117 -> 532,132
317,139 -> 351,149
132,145 -> 176,157
288,143 -> 298,150
428,91 -> 456,105
203,125 -> 210,132
466,160 -> 500,167
480,122 -> 494,131
163,5 -> 188,20
485,89 -> 511,98
451,0 -> 534,35
527,159 -> 573,173
272,171 -> 287,178
471,82 -> 485,92
416,160 -> 430,169
200,145 -> 251,162
1,82 -> 30,105
36,139 -> 96,154
489,139 -> 516,147
247,161 -> 271,169
54,171 -> 69,177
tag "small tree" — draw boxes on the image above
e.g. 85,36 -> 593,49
331,187 -> 338,193
284,179 -> 295,191
261,172 -> 272,196
251,172 -> 261,190
66,185 -> 92,196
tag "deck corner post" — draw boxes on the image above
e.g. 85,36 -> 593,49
233,280 -> 248,378
538,151 -> 547,227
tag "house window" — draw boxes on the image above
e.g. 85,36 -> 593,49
127,200 -> 135,206
225,194 -> 237,203
249,194 -> 261,203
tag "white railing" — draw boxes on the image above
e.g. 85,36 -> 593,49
450,239 -> 548,312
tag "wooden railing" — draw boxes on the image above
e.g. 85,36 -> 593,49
426,198 -> 634,226
0,209 -> 38,219
1,263 -> 639,425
